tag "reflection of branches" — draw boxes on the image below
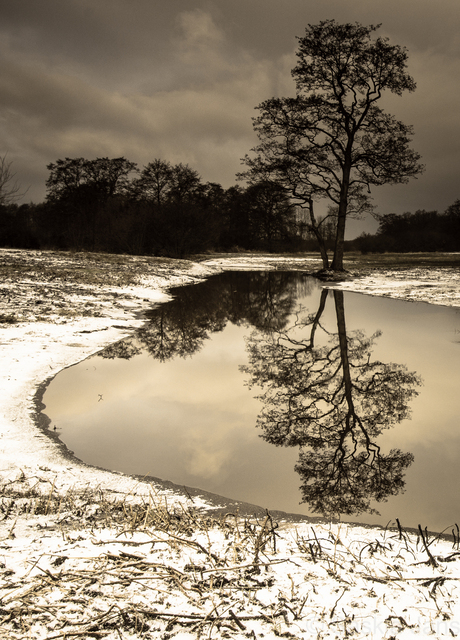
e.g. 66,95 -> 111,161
98,271 -> 306,362
243,289 -> 421,518
295,446 -> 413,516
98,340 -> 141,360
138,304 -> 224,361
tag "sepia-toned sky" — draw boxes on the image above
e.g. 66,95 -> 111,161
1,0 -> 460,236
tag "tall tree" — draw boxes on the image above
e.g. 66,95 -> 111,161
131,159 -> 174,206
46,157 -> 137,202
244,182 -> 299,251
132,160 -> 203,206
241,20 -> 424,271
131,160 -> 224,257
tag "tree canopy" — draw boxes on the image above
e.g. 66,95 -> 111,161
46,157 -> 137,202
6,155 -> 304,256
241,20 -> 424,270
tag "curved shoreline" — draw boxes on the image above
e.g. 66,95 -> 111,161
1,249 -> 459,518
18,249 -> 459,536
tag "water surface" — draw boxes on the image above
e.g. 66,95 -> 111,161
43,271 -> 460,532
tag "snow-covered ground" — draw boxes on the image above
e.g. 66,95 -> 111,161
1,248 -> 460,639
332,265 -> 460,308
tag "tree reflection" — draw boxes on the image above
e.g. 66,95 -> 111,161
98,340 -> 142,360
98,271 -> 309,362
242,289 -> 421,518
97,271 -> 421,519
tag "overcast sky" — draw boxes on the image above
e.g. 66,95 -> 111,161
1,0 -> 460,236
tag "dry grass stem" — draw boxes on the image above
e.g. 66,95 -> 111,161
1,473 -> 460,639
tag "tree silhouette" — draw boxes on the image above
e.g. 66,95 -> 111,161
242,289 -> 421,517
240,20 -> 423,270
0,154 -> 27,206
45,157 -> 138,249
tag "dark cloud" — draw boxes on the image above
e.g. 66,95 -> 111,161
1,0 -> 459,235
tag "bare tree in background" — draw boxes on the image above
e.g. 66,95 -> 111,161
0,154 -> 26,206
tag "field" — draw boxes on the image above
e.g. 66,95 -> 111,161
1,248 -> 460,639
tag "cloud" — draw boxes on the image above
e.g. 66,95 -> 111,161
177,8 -> 226,57
0,7 -> 297,200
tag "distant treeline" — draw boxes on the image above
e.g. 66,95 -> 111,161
2,156 -> 459,257
0,156 -> 328,257
350,201 -> 460,253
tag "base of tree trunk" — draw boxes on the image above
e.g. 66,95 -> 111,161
312,269 -> 353,282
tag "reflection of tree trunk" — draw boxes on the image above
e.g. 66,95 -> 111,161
243,277 -> 418,517
334,289 -> 373,457
334,289 -> 359,468
310,288 -> 328,347
334,290 -> 354,414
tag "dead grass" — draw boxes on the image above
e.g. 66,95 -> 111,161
345,251 -> 460,272
0,313 -> 18,324
0,249 -> 213,324
0,251 -> 137,288
0,249 -> 202,290
1,474 -> 460,639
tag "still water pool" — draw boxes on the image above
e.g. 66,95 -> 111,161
42,271 -> 460,532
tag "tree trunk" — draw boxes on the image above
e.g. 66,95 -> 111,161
307,198 -> 329,269
331,209 -> 346,271
331,146 -> 352,271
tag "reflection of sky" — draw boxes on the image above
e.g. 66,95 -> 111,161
344,292 -> 460,444
339,292 -> 460,530
45,322 -> 304,512
44,281 -> 460,531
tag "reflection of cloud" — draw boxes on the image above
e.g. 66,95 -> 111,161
188,449 -> 228,480
45,321 -> 262,484
186,430 -> 235,480
44,322 -> 259,440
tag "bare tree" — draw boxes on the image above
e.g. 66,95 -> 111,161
241,20 -> 424,271
0,154 -> 26,206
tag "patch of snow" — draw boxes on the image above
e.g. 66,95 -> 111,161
331,267 -> 460,308
202,255 -> 321,270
